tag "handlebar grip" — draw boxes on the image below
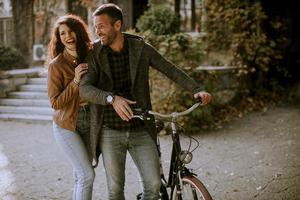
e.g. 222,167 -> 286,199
195,96 -> 202,104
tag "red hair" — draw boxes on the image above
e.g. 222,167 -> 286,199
47,14 -> 92,63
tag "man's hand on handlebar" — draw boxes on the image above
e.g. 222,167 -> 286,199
194,91 -> 212,105
112,96 -> 136,121
112,92 -> 211,121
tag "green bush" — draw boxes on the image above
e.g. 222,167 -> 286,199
130,1 -> 287,133
0,46 -> 27,70
204,0 -> 284,90
136,5 -> 180,35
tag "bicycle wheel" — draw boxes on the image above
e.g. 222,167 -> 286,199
171,176 -> 213,200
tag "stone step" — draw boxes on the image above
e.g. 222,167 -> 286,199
0,68 -> 51,122
8,91 -> 48,99
0,99 -> 50,107
19,84 -> 47,92
0,106 -> 53,115
2,67 -> 45,78
0,113 -> 52,121
27,77 -> 47,84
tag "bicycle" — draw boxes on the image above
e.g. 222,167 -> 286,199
133,102 -> 213,200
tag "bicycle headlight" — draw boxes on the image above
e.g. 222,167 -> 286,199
179,150 -> 193,164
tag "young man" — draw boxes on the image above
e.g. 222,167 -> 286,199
80,3 -> 212,200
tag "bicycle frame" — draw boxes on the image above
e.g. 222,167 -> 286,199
133,102 -> 211,200
165,115 -> 198,198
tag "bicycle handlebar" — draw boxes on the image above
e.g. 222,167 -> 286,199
133,102 -> 201,120
149,102 -> 201,118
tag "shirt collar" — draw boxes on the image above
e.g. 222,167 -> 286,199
106,38 -> 128,55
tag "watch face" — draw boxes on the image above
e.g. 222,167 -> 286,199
107,95 -> 113,103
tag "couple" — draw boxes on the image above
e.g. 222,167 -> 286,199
47,3 -> 212,200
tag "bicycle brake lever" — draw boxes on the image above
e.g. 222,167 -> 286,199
132,108 -> 151,121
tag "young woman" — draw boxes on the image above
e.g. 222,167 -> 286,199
47,14 -> 94,200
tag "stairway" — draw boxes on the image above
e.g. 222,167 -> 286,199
0,77 -> 53,121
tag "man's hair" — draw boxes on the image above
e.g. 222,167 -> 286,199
93,3 -> 123,25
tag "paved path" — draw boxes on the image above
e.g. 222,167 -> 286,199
0,104 -> 299,200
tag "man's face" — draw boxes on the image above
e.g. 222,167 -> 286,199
93,14 -> 118,46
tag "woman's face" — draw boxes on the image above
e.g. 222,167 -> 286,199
58,24 -> 77,51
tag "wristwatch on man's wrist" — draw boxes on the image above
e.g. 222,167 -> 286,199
106,94 -> 115,105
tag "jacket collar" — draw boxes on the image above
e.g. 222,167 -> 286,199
63,49 -> 78,67
98,33 -> 143,88
127,34 -> 143,88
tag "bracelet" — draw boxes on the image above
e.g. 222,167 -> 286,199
73,78 -> 80,85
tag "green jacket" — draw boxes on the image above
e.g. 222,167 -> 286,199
80,33 -> 201,167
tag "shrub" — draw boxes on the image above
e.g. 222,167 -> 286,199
136,5 -> 180,35
131,1 -> 287,133
204,0 -> 284,90
0,46 -> 27,70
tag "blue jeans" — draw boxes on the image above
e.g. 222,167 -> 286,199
100,127 -> 161,200
53,106 -> 95,200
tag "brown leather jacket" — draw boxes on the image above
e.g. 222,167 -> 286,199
47,50 -> 80,131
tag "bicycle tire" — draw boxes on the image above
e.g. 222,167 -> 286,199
171,176 -> 213,200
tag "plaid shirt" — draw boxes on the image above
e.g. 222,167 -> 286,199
103,39 -> 144,131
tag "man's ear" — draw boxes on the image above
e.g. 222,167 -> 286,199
114,20 -> 122,31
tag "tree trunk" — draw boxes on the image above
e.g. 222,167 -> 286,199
11,0 -> 34,66
191,0 -> 196,31
201,0 -> 207,32
175,0 -> 181,20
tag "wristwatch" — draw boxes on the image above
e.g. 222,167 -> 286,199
106,94 -> 115,105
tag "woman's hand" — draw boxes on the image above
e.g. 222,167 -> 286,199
74,63 -> 88,83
